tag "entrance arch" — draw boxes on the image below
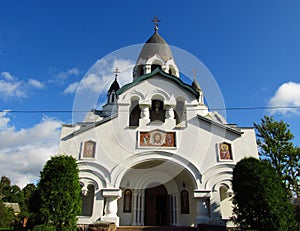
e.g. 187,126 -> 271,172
117,159 -> 198,226
145,184 -> 169,225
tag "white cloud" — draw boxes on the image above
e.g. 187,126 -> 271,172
68,58 -> 134,95
268,82 -> 300,116
0,110 -> 10,128
50,67 -> 81,85
0,71 -> 45,100
70,58 -> 134,122
64,81 -> 79,94
0,75 -> 26,99
28,78 -> 45,89
1,71 -> 17,81
0,112 -> 62,188
57,67 -> 80,79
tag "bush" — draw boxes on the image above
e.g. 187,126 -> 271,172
232,157 -> 297,230
32,224 -> 56,231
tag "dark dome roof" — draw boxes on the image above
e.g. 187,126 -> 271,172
108,79 -> 120,93
192,78 -> 201,92
137,31 -> 174,62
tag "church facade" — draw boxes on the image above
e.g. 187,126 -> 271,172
58,23 -> 258,228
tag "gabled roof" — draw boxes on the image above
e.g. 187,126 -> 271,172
117,68 -> 200,98
4,202 -> 21,213
197,114 -> 243,136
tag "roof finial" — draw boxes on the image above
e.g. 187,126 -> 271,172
113,67 -> 120,80
192,68 -> 197,80
151,16 -> 161,32
192,68 -> 202,92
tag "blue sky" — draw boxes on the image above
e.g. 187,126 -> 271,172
1,0 -> 300,187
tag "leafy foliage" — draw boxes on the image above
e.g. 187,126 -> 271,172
32,224 -> 56,231
37,155 -> 81,231
232,157 -> 297,231
0,200 -> 14,228
0,176 -> 22,204
254,116 -> 300,204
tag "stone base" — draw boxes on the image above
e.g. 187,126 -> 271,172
101,216 -> 119,227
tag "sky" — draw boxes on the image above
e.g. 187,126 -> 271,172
0,0 -> 300,188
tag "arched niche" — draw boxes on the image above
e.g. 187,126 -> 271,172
81,184 -> 95,216
219,185 -> 233,219
174,97 -> 186,126
180,189 -> 190,214
150,99 -> 165,122
129,98 -> 141,126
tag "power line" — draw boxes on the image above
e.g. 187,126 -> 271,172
1,106 -> 300,114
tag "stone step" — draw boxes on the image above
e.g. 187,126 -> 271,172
117,226 -> 196,231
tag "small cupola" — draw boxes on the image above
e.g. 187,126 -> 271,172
133,17 -> 179,79
107,67 -> 120,104
191,69 -> 204,104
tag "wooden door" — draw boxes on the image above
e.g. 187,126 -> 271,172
144,185 -> 169,226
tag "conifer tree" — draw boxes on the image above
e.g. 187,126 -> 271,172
38,155 -> 81,231
232,157 -> 297,230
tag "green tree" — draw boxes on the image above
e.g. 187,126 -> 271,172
22,183 -> 36,213
254,116 -> 300,205
37,155 -> 81,231
0,200 -> 14,228
232,157 -> 296,231
0,176 -> 11,200
0,176 -> 23,204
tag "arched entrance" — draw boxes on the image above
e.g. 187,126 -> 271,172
116,158 -> 200,226
145,184 -> 170,226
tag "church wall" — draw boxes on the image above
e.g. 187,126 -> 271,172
59,72 -> 258,227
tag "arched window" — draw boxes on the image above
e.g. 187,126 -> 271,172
151,64 -> 161,72
181,190 -> 189,214
81,184 -> 94,216
150,100 -> 165,122
123,189 -> 132,213
175,100 -> 185,126
129,100 -> 141,126
219,186 -> 233,219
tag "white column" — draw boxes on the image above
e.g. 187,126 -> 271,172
136,190 -> 141,225
131,190 -> 138,226
144,64 -> 151,74
171,195 -> 176,226
140,190 -> 145,225
164,104 -> 176,128
165,105 -> 174,119
140,106 -> 150,119
139,105 -> 150,127
175,193 -> 180,226
101,188 -> 122,227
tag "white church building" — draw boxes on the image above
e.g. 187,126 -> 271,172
59,20 -> 258,228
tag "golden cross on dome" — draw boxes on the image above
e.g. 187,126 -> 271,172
151,16 -> 161,31
113,67 -> 120,79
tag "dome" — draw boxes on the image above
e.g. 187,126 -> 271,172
133,29 -> 179,79
137,30 -> 174,63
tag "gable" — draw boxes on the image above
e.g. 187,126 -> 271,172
117,68 -> 199,99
